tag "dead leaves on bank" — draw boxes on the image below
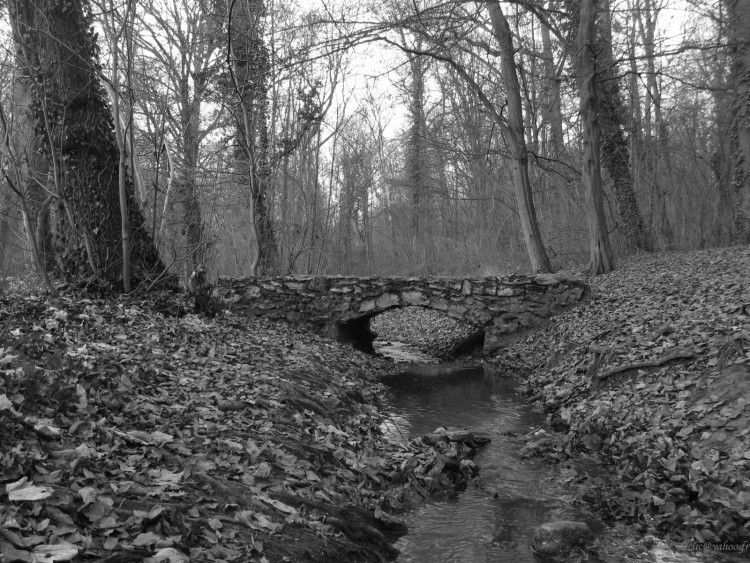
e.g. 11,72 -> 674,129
0,293 -> 472,562
507,246 -> 750,545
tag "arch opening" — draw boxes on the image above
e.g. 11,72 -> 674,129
370,306 -> 484,360
329,316 -> 376,354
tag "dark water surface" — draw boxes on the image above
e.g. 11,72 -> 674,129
380,361 -> 713,563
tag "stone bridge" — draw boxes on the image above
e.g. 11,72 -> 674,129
218,274 -> 588,356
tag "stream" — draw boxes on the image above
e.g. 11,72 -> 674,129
376,342 -> 737,563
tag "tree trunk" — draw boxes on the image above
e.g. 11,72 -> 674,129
727,0 -> 750,242
711,54 -> 735,244
0,185 -> 19,279
597,0 -> 653,252
634,0 -> 673,247
9,32 -> 53,272
627,3 -> 649,242
576,0 -> 615,275
103,0 -> 134,292
406,49 -> 429,271
178,69 -> 207,271
540,12 -> 567,165
8,0 -> 166,286
228,0 -> 279,276
487,2 -> 552,274
112,41 -> 132,292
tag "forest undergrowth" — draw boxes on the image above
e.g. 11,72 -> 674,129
0,291 -> 482,562
501,245 -> 750,548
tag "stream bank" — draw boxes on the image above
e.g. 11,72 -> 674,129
373,340 -> 690,562
379,361 -> 606,562
371,247 -> 750,561
490,246 -> 750,556
0,292 -> 484,562
376,348 -> 750,562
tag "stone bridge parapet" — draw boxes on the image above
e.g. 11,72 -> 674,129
218,274 -> 588,355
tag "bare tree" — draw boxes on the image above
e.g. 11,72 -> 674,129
403,38 -> 432,271
576,0 -> 614,275
136,0 -> 228,274
389,2 -> 553,273
99,0 -> 138,291
596,0 -> 652,252
228,0 -> 279,275
630,0 -> 672,247
487,1 -> 552,273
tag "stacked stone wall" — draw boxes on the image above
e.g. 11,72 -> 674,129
218,274 -> 588,354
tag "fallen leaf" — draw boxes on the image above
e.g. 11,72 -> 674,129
1,541 -> 32,562
133,532 -> 162,547
7,479 -> 53,502
145,547 -> 190,563
31,543 -> 79,562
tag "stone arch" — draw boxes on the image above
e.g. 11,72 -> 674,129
219,274 -> 589,356
331,296 -> 488,356
330,308 -> 482,357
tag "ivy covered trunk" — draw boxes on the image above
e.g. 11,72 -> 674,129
228,0 -> 279,276
727,0 -> 750,243
8,0 -> 166,287
404,44 -> 432,272
559,0 -> 651,253
596,1 -> 652,252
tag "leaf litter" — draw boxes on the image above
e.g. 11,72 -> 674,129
499,245 -> 750,550
6,247 -> 747,561
0,291 -> 484,562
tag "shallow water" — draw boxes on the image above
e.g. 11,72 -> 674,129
375,340 -> 440,364
381,363 -> 603,562
380,359 -> 732,563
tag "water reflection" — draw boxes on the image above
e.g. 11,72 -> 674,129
381,364 -> 524,438
381,361 -> 716,563
381,363 -> 592,562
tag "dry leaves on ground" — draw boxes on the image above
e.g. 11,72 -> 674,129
503,246 -> 750,545
0,293 -> 480,563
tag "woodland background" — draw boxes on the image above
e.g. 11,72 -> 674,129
0,0 -> 749,291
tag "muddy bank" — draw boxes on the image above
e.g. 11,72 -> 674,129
493,246 -> 750,548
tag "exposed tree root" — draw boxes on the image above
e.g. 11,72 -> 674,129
597,349 -> 700,380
